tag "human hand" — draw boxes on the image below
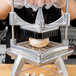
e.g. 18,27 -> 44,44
25,0 -> 44,7
25,0 -> 55,8
53,0 -> 66,8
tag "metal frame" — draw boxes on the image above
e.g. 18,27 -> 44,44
9,0 -> 70,45
6,47 -> 73,76
6,0 -> 73,76
6,41 -> 73,76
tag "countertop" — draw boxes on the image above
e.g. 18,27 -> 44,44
0,64 -> 76,76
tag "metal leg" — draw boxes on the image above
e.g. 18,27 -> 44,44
11,55 -> 24,76
54,56 -> 68,76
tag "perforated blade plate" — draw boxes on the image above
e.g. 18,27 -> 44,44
10,41 -> 68,59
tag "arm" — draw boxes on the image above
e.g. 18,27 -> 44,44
23,0 -> 76,20
0,0 -> 76,20
61,0 -> 76,20
0,0 -> 11,20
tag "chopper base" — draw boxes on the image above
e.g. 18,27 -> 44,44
6,41 -> 73,76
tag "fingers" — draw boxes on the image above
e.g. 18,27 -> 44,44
29,0 -> 38,11
45,0 -> 55,9
37,0 -> 44,7
24,0 -> 55,11
24,0 -> 30,8
34,0 -> 38,6
49,0 -> 55,4
25,0 -> 30,3
29,0 -> 35,6
44,0 -> 54,5
44,0 -> 50,5
25,0 -> 54,7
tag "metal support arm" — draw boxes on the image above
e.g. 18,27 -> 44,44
10,55 -> 69,76
11,55 -> 24,76
55,56 -> 68,76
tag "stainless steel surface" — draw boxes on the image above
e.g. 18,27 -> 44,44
61,26 -> 76,54
55,56 -> 68,76
11,55 -> 24,76
66,0 -> 69,13
0,45 -> 6,64
0,27 -> 8,44
6,41 -> 73,76
10,0 -> 16,45
61,26 -> 76,45
11,41 -> 68,59
9,0 -> 70,33
7,0 -> 72,76
6,46 -> 73,76
9,0 -> 70,46
9,11 -> 70,33
6,47 -> 73,66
